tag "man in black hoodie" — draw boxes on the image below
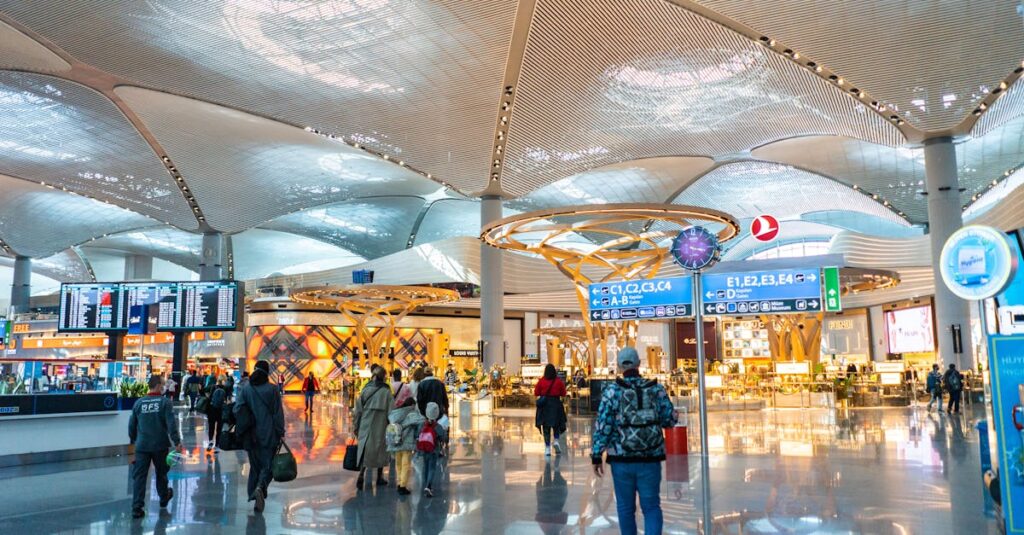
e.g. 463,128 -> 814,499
234,360 -> 285,513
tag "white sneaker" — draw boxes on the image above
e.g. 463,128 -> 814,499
544,446 -> 551,457
553,442 -> 562,455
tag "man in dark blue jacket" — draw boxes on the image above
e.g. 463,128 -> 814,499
234,360 -> 285,513
128,375 -> 183,519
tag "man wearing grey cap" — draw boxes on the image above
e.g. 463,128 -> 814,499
591,346 -> 678,535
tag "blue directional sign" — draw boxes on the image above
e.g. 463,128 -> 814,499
701,268 -> 822,316
587,276 -> 693,323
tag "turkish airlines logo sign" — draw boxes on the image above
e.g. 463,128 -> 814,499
751,215 -> 779,242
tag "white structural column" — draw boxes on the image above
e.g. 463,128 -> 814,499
480,195 -> 505,368
10,255 -> 31,314
199,232 -> 226,281
123,254 -> 154,281
923,136 -> 973,368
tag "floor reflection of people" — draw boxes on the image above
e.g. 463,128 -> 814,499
193,456 -> 226,523
415,489 -> 449,535
535,457 -> 568,534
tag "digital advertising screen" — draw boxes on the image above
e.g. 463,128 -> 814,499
58,283 -> 120,332
885,306 -> 935,354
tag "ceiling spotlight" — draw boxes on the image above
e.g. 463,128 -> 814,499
792,52 -> 800,59
382,154 -> 390,160
896,119 -> 905,125
814,65 -> 823,73
759,36 -> 769,43
398,160 -> 405,166
768,39 -> 776,46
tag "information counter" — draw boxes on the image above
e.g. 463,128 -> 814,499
0,392 -> 130,467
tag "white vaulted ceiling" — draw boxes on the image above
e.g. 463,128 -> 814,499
0,0 -> 1023,294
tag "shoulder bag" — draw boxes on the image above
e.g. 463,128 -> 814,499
536,379 -> 556,408
250,389 -> 296,482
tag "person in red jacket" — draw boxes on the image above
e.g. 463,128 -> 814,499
534,363 -> 568,457
302,372 -> 321,412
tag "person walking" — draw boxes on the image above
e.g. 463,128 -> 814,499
128,375 -> 183,519
234,361 -> 285,513
224,373 -> 235,400
926,364 -> 943,411
163,375 -> 178,402
205,378 -> 227,453
534,363 -> 567,457
416,367 -> 449,419
186,372 -> 203,413
417,401 -> 447,497
408,366 -> 425,402
354,365 -> 394,490
388,395 -> 425,496
943,363 -> 964,414
591,347 -> 678,535
391,368 -> 406,397
302,372 -> 321,412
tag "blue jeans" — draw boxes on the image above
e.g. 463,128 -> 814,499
611,462 -> 663,535
304,392 -> 315,411
421,452 -> 440,491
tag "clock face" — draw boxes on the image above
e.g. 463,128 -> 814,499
671,227 -> 720,271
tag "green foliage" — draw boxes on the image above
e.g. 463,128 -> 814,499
119,380 -> 148,398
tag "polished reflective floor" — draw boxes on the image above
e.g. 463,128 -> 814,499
0,395 -> 998,534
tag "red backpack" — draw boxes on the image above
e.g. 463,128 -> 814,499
416,421 -> 438,453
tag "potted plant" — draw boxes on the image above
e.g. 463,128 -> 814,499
118,381 -> 148,410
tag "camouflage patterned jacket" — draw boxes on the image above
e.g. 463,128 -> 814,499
591,374 -> 677,464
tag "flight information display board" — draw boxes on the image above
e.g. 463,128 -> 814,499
58,283 -> 120,332
175,282 -> 239,331
587,276 -> 694,322
58,281 -> 242,332
119,282 -> 179,330
701,268 -> 822,316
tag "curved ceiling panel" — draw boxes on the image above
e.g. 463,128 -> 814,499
414,199 -> 520,247
232,229 -> 364,280
81,226 -> 203,271
1,0 -> 517,193
974,77 -> 1024,137
697,0 -> 1024,131
501,0 -> 904,196
754,128 -> 1024,223
722,220 -> 840,261
673,161 -> 907,224
508,156 -> 716,212
6,249 -> 95,282
116,87 -> 441,232
260,196 -> 425,260
0,18 -> 70,72
0,72 -> 196,228
0,173 -> 157,257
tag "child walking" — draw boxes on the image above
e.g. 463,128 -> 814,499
387,390 -> 425,496
417,402 -> 448,497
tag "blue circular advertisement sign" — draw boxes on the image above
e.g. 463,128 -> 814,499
671,227 -> 720,271
939,225 -> 1018,300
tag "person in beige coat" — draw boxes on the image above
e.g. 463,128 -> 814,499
354,365 -> 394,490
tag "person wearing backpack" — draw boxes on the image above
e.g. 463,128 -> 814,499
205,378 -> 227,453
234,360 -> 285,513
943,363 -> 964,414
185,372 -> 203,413
128,375 -> 183,519
417,401 -> 448,497
354,365 -> 395,490
926,364 -> 943,411
534,363 -> 567,457
388,395 -> 425,496
591,347 -> 678,535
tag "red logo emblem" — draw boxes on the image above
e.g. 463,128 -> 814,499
751,215 -> 779,242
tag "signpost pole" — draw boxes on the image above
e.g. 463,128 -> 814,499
692,271 -> 713,534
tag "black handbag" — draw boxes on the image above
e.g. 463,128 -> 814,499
343,443 -> 360,472
217,424 -> 245,451
272,441 -> 298,482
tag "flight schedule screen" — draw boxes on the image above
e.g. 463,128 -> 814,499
58,281 -> 241,332
176,282 -> 238,331
59,284 -> 120,331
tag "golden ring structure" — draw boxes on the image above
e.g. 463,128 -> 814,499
482,203 -> 741,368
290,285 -> 460,370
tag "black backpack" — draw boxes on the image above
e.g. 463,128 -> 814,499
615,379 -> 664,454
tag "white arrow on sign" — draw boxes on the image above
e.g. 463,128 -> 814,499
828,288 -> 837,296
810,300 -> 819,308
592,300 -> 599,306
808,273 -> 817,282
705,291 -> 714,299
706,304 -> 715,313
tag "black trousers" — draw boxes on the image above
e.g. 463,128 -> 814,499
948,390 -> 962,413
246,444 -> 276,500
132,449 -> 170,511
207,412 -> 222,443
